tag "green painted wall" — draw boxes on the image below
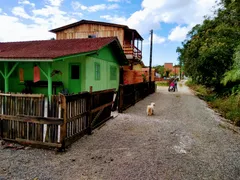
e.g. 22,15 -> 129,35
84,56 -> 119,92
0,63 -> 4,91
5,58 -> 86,94
0,45 -> 120,94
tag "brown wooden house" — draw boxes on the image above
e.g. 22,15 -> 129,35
49,20 -> 144,66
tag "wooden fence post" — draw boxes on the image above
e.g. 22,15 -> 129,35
60,94 -> 67,150
57,94 -> 61,143
133,84 -> 136,105
87,86 -> 92,135
43,97 -> 48,142
118,85 -> 124,113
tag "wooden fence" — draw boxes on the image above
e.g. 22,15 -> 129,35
0,89 -> 115,149
118,81 -> 156,113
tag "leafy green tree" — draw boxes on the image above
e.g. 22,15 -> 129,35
153,65 -> 165,77
176,0 -> 240,89
222,44 -> 240,85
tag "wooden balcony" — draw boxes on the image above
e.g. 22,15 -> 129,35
123,45 -> 142,60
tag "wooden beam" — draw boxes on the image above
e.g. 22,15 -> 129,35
0,114 -> 63,125
48,62 -> 53,98
91,101 -> 113,113
6,62 -> 19,78
15,138 -> 62,148
38,65 -> 48,79
0,93 -> 44,98
60,95 -> 67,149
4,62 -> 8,93
66,112 -> 88,123
0,70 -> 4,78
91,88 -> 115,95
132,31 -> 135,48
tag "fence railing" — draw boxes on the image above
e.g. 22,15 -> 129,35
123,45 -> 142,59
118,81 -> 156,113
0,93 -> 62,148
0,89 -> 115,149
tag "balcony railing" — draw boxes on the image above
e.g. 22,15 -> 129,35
123,45 -> 142,60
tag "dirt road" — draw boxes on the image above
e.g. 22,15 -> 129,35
1,82 -> 240,180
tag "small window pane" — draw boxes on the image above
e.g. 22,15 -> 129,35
95,63 -> 100,80
88,34 -> 96,38
71,65 -> 79,79
110,66 -> 117,80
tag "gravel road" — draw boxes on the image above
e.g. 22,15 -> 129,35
1,82 -> 240,180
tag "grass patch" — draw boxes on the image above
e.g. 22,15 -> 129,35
156,81 -> 169,86
186,80 -> 240,126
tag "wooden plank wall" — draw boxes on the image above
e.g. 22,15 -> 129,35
0,89 -> 116,149
90,89 -> 114,129
56,24 -> 125,46
0,93 -> 62,148
118,82 -> 156,113
62,92 -> 89,147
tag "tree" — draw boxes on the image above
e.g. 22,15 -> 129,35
176,0 -> 240,89
222,44 -> 240,85
153,65 -> 165,77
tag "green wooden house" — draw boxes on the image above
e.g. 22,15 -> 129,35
0,37 -> 128,97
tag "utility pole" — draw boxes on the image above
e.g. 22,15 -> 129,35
149,30 -> 153,86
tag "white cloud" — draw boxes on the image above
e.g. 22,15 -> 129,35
107,0 -> 131,2
107,0 -> 121,2
71,2 -> 119,12
144,33 -> 166,45
168,26 -> 191,42
18,0 -> 35,7
153,33 -> 166,44
47,0 -> 64,7
88,4 -> 108,12
71,2 -> 87,11
71,12 -> 83,17
100,15 -> 127,25
101,0 -> 218,36
12,6 -> 31,19
0,8 -> 2,13
0,15 -> 52,41
32,6 -> 66,17
0,0 -> 78,42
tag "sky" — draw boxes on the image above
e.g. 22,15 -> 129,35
0,0 -> 218,66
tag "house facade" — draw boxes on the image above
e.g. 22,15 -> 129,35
0,37 -> 128,96
164,63 -> 181,77
49,20 -> 144,68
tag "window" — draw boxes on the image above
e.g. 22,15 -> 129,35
95,63 -> 100,80
71,65 -> 80,79
88,34 -> 96,38
110,66 -> 117,80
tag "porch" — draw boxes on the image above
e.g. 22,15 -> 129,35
123,29 -> 143,60
123,45 -> 142,60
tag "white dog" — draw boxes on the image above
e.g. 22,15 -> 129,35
147,102 -> 155,116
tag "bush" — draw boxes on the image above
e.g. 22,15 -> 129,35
187,80 -> 240,126
156,81 -> 169,86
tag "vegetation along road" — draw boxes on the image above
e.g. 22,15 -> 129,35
1,82 -> 240,180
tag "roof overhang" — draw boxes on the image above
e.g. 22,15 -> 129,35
104,39 -> 129,66
0,58 -> 53,62
53,51 -> 97,61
